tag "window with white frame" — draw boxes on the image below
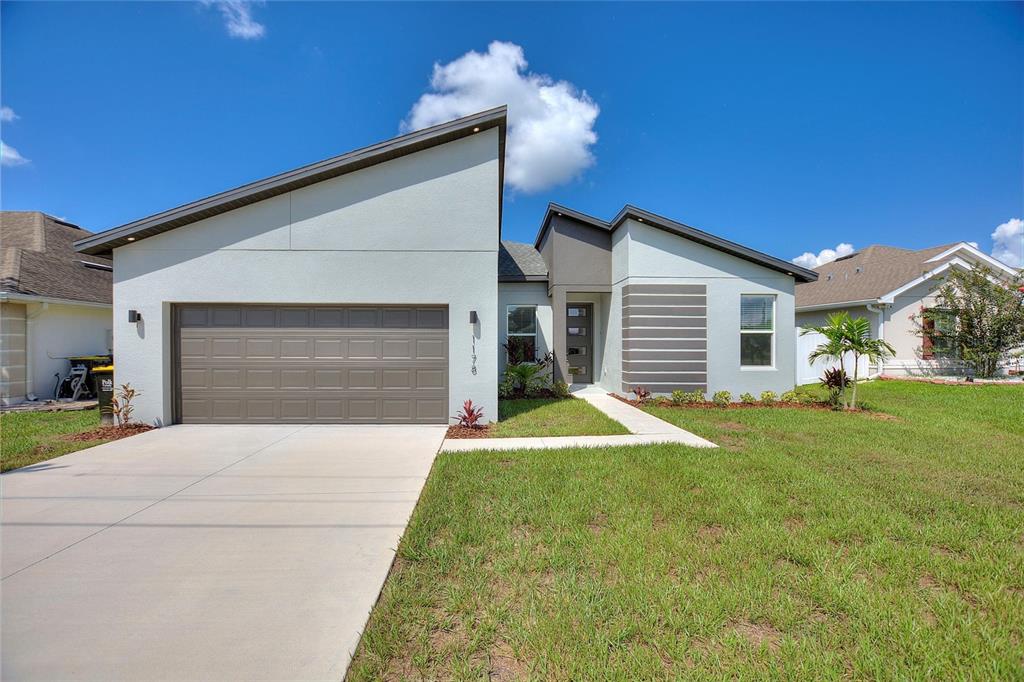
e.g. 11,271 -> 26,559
506,305 -> 537,363
740,294 -> 775,367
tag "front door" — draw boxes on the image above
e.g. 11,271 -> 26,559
566,303 -> 593,383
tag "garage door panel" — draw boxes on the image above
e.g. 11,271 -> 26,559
176,305 -> 448,423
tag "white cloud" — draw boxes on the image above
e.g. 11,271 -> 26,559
1,140 -> 29,167
403,41 -> 600,193
792,242 -> 855,269
1,106 -> 18,123
991,218 -> 1023,268
203,1 -> 265,40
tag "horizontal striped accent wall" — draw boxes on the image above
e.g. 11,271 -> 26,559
621,283 -> 708,393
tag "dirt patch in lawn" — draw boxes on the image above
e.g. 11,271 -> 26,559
727,619 -> 784,652
488,640 -> 527,681
60,423 -> 153,443
446,425 -> 494,439
697,524 -> 726,541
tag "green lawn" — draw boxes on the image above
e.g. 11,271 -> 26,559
0,408 -> 111,472
349,381 -> 1024,680
489,398 -> 629,437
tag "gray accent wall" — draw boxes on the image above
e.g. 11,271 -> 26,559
621,284 -> 708,392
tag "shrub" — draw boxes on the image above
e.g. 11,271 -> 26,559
780,390 -> 799,404
498,377 -> 515,400
553,380 -> 571,399
712,390 -> 731,406
670,390 -> 687,405
760,390 -> 778,405
631,386 -> 652,404
111,383 -> 140,427
684,390 -> 706,404
739,392 -> 756,404
503,362 -> 551,399
821,367 -> 849,407
454,399 -> 485,428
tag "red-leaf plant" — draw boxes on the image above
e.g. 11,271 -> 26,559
455,399 -> 485,428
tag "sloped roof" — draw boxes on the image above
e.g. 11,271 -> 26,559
794,243 -> 960,308
534,203 -> 818,283
1,212 -> 112,305
76,107 -> 508,257
499,241 -> 547,281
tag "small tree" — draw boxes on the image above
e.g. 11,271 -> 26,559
917,265 -> 1024,377
802,312 -> 852,408
842,315 -> 895,408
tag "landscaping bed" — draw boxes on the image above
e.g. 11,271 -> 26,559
1,408 -> 152,472
350,381 -> 1024,680
445,398 -> 629,439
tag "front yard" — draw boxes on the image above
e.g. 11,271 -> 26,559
350,381 -> 1024,679
1,408 -> 115,472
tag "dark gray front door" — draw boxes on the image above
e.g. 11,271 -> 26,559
174,304 -> 448,424
566,303 -> 593,383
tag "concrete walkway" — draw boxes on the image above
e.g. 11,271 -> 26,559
2,424 -> 446,681
441,386 -> 715,452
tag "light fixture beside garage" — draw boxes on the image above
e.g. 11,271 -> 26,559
128,310 -> 142,323
469,310 -> 479,324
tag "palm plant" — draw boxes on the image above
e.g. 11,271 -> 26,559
802,312 -> 852,408
503,362 -> 549,398
842,315 -> 895,409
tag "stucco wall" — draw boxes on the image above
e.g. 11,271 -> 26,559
618,220 -> 798,397
497,282 -> 553,375
26,302 -> 112,400
1,302 -> 27,405
113,129 -> 500,425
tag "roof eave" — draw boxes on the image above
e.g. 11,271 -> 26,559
532,202 -> 610,249
76,106 -> 508,256
498,275 -> 549,283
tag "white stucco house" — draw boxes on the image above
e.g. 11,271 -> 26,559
795,241 -> 1021,377
75,107 -> 818,425
1,212 -> 113,406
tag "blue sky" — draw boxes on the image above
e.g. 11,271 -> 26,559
2,1 -> 1022,267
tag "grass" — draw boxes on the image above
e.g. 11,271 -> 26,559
349,381 -> 1024,680
0,408 -> 112,472
489,398 -> 629,438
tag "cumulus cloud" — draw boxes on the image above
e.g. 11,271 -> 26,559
792,242 -> 855,269
1,140 -> 29,167
403,41 -> 599,193
991,218 -> 1023,268
203,1 -> 265,40
1,106 -> 18,123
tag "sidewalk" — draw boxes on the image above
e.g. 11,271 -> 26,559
440,385 -> 716,452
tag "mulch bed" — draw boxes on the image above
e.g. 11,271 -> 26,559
62,423 -> 154,443
609,392 -> 853,412
445,425 -> 494,439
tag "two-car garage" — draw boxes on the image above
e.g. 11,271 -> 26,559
175,304 -> 449,424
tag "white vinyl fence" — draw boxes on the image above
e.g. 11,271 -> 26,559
796,327 -> 872,386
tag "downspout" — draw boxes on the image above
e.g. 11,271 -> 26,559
866,302 -> 885,377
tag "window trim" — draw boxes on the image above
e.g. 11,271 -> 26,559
506,304 -> 538,362
739,294 -> 776,370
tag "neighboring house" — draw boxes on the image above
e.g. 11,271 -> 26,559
1,212 -> 113,405
795,241 -> 1020,376
75,107 -> 816,426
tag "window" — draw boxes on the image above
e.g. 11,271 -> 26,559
506,305 -> 537,363
740,294 -> 775,367
567,306 -> 587,317
922,309 -> 956,360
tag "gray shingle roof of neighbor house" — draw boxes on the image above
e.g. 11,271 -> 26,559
1,212 -> 112,305
794,243 -> 967,308
75,107 -> 509,257
533,202 -> 819,283
498,241 -> 548,281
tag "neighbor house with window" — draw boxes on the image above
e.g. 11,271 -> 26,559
75,107 -> 816,426
795,241 -> 1020,376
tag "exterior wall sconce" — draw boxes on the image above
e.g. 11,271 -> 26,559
128,310 -> 142,323
469,310 -> 478,324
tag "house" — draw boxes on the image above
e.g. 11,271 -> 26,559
1,212 -> 113,405
75,107 -> 816,425
795,241 -> 1020,376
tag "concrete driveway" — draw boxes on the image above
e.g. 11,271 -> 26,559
1,424 -> 446,681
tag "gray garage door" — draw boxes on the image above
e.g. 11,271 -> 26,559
174,304 -> 448,424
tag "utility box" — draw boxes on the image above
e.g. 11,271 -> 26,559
93,365 -> 115,426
